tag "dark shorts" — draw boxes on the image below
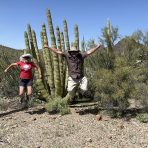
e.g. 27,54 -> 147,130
19,78 -> 33,87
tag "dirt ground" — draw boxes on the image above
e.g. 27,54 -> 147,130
0,102 -> 148,148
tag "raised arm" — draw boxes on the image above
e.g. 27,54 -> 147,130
44,44 -> 63,55
4,63 -> 18,73
86,43 -> 102,57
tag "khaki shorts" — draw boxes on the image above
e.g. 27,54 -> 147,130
67,76 -> 88,97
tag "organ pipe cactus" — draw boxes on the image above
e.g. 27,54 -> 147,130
40,31 -> 49,91
81,36 -> 85,52
74,24 -> 79,50
63,19 -> 70,50
56,27 -> 64,95
32,30 -> 40,62
42,23 -> 55,97
27,24 -> 37,60
24,31 -> 30,54
47,9 -> 62,97
60,32 -> 67,96
24,9 -> 85,102
26,25 -> 50,101
106,19 -> 113,55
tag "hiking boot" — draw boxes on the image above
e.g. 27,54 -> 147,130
20,96 -> 24,104
69,97 -> 78,105
24,94 -> 30,108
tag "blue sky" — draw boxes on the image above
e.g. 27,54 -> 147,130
0,0 -> 148,49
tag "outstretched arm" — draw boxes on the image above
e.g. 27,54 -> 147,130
44,44 -> 63,55
86,43 -> 102,57
4,63 -> 18,73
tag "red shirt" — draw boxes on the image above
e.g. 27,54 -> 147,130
16,61 -> 37,79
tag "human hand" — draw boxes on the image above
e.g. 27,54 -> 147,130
44,44 -> 49,48
97,43 -> 102,48
4,69 -> 8,73
39,74 -> 42,79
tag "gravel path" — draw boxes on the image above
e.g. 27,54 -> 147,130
0,106 -> 148,148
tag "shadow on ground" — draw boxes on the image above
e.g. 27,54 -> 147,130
76,106 -> 148,120
0,107 -> 28,117
26,108 -> 46,115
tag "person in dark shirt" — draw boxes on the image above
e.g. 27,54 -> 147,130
44,44 -> 101,101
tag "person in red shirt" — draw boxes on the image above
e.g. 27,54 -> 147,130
4,54 -> 41,104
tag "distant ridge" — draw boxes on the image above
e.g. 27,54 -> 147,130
0,44 -> 23,63
0,44 -> 22,51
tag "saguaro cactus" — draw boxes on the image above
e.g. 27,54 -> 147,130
106,19 -> 113,55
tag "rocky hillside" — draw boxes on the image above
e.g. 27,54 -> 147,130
0,45 -> 23,97
0,45 -> 22,63
113,37 -> 142,54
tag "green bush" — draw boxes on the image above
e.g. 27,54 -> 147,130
45,97 -> 70,115
93,66 -> 133,110
137,113 -> 148,123
0,99 -> 9,111
131,67 -> 148,108
132,83 -> 148,108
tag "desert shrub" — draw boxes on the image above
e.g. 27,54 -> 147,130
91,54 -> 148,112
131,67 -> 148,108
137,113 -> 148,123
134,83 -> 148,108
45,97 -> 70,115
85,51 -> 115,100
0,99 -> 9,111
93,65 -> 134,110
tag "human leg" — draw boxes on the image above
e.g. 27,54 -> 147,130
67,77 -> 79,102
19,86 -> 25,96
26,79 -> 33,95
19,86 -> 25,104
25,79 -> 33,105
19,79 -> 26,104
79,76 -> 88,99
79,76 -> 88,92
27,86 -> 32,96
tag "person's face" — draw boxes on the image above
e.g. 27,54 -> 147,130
23,56 -> 31,62
69,51 -> 79,55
